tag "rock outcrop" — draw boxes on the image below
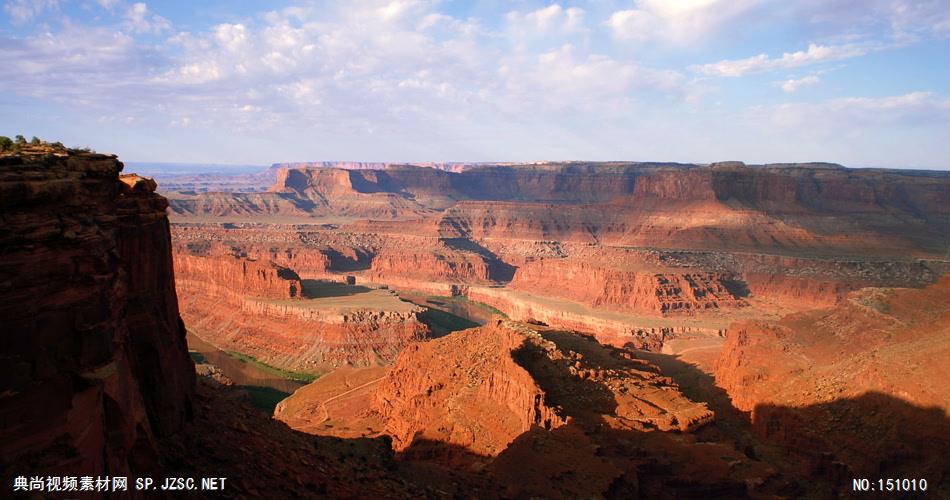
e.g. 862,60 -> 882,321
0,148 -> 194,479
715,277 -> 950,479
369,249 -> 492,285
510,258 -> 746,315
175,250 -> 303,300
281,321 -> 714,458
174,245 -> 429,371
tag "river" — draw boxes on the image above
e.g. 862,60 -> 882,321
186,331 -> 305,410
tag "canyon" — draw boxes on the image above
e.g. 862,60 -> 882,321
4,148 -> 949,497
162,161 -> 948,360
164,160 -> 948,496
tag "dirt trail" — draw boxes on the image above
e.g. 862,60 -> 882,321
314,376 -> 386,424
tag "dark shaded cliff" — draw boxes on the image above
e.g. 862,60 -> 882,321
0,149 -> 194,479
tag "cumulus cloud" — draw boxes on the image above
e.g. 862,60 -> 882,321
497,44 -> 682,113
1,0 -> 947,165
124,2 -> 170,34
780,75 -> 819,93
606,0 -> 759,43
691,43 -> 867,76
507,4 -> 586,36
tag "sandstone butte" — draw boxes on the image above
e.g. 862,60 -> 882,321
276,320 -> 798,497
278,320 -> 713,452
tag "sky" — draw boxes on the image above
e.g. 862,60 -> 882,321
1,0 -> 948,168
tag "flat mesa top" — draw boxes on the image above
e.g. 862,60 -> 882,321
267,281 -> 421,314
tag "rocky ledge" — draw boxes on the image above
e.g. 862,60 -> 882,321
0,147 -> 194,479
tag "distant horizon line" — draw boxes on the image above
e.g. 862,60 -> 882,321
124,159 -> 950,172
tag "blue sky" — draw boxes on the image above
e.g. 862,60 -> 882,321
1,0 -> 948,168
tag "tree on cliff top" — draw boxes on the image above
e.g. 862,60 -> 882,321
0,136 -> 13,152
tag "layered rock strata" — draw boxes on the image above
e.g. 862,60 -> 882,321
510,258 -> 746,314
0,148 -> 194,479
281,320 -> 714,458
715,277 -> 950,479
174,246 -> 429,371
175,251 -> 303,300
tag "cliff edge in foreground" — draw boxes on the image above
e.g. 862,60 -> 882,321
0,147 -> 194,478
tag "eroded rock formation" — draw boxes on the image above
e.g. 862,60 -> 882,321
0,148 -> 194,479
163,161 -> 949,352
175,250 -> 303,300
280,320 -> 714,457
510,258 -> 746,315
174,244 -> 430,371
715,277 -> 950,479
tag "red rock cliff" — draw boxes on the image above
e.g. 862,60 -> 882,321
175,249 -> 303,300
0,149 -> 194,480
369,321 -> 712,457
714,277 -> 950,478
510,258 -> 746,315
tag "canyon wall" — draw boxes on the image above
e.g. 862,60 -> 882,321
370,249 -> 492,285
174,246 -> 429,371
509,258 -> 746,315
175,251 -> 303,300
169,163 -> 950,257
467,287 -> 723,350
0,149 -> 194,479
715,277 -> 950,479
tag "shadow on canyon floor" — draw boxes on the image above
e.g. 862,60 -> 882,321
161,369 -> 950,498
635,349 -> 751,437
300,279 -> 373,298
416,307 -> 480,337
394,392 -> 950,498
751,391 -> 950,485
321,247 -> 374,271
633,349 -> 950,496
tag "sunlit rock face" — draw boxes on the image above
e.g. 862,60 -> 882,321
715,276 -> 950,478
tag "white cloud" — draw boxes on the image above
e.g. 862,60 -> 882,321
780,75 -> 819,93
758,91 -> 950,131
606,0 -> 759,43
497,44 -> 682,113
3,0 -> 58,23
507,4 -> 586,36
124,2 -> 170,34
691,43 -> 867,77
214,23 -> 249,52
795,0 -> 950,41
